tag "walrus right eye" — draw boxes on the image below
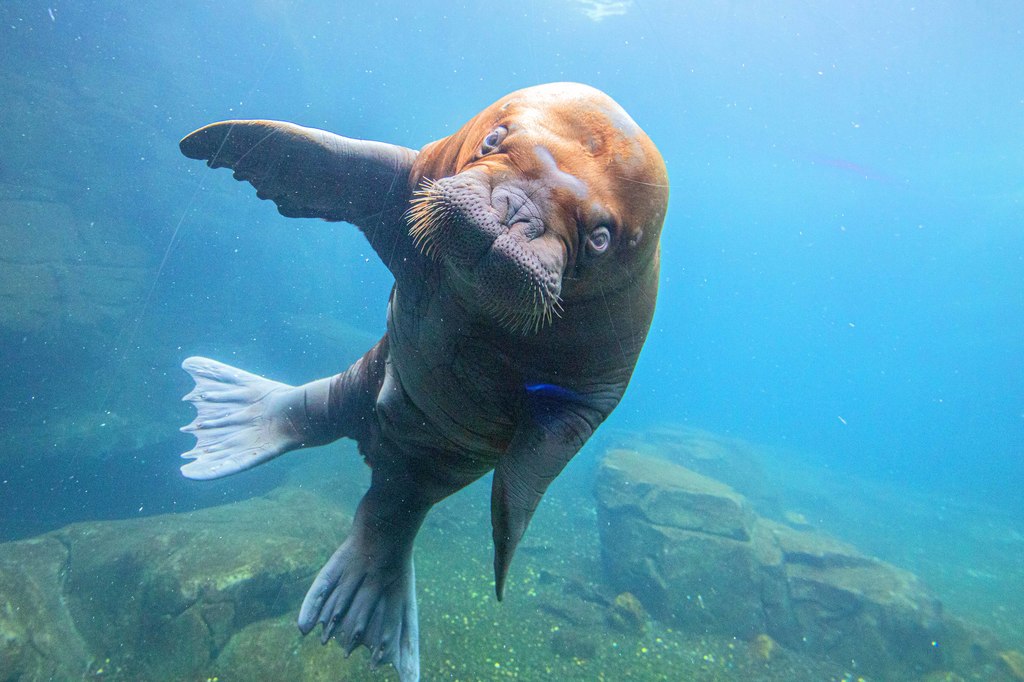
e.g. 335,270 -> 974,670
480,126 -> 508,155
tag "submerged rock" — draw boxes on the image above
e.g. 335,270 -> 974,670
595,448 -> 996,680
1001,649 -> 1024,680
597,449 -> 774,636
767,520 -> 948,675
0,536 -> 90,681
550,626 -> 598,660
597,448 -> 757,541
0,198 -> 150,340
749,632 -> 778,662
0,486 -> 348,680
211,614 -> 353,681
604,424 -> 775,510
607,591 -> 648,635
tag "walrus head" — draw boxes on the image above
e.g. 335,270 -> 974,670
406,82 -> 668,334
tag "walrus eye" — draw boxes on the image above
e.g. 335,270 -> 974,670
480,126 -> 508,155
587,226 -> 611,255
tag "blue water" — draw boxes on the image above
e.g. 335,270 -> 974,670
2,0 -> 1022,678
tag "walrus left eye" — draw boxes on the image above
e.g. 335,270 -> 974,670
587,226 -> 611,255
480,126 -> 508,155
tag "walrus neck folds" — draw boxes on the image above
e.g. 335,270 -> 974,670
406,175 -> 563,335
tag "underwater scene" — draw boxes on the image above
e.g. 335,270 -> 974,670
1,1 -> 1022,680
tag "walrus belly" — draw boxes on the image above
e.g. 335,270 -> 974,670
383,293 -> 517,457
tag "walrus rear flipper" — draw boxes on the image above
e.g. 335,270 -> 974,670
179,341 -> 387,479
299,473 -> 428,682
179,356 -> 333,479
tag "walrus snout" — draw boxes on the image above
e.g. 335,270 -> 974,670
491,183 -> 547,241
407,172 -> 502,264
408,172 -> 552,256
407,172 -> 564,333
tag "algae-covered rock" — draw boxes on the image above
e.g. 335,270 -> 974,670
598,448 -> 756,541
607,591 -> 648,635
550,626 -> 598,660
766,520 -> 947,675
749,632 -> 778,662
211,613 -> 356,681
1001,649 -> 1024,680
919,672 -> 967,682
0,485 -> 352,680
0,485 -> 348,675
597,449 -> 773,636
605,425 -> 774,508
0,536 -> 90,681
595,448 -> 995,681
54,487 -> 348,680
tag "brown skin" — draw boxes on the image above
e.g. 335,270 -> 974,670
414,84 -> 665,301
177,83 -> 667,682
395,86 -> 668,599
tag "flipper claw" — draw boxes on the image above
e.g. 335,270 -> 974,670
299,537 -> 421,682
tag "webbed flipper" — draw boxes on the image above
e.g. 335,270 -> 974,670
179,356 -> 330,479
298,467 -> 429,682
179,120 -> 419,276
491,392 -> 602,600
179,340 -> 388,479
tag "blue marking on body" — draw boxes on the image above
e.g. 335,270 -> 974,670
525,382 -> 580,402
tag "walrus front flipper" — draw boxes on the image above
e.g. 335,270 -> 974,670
179,121 -> 420,276
179,356 -> 334,480
298,471 -> 429,682
491,398 -> 603,600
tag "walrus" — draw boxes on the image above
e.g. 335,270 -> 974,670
177,82 -> 668,681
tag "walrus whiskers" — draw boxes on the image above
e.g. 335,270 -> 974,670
479,278 -> 560,336
406,178 -> 449,260
407,177 -> 563,335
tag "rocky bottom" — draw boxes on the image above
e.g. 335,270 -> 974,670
1,432 -> 1021,682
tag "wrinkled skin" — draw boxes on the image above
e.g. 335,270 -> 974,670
176,82 -> 668,682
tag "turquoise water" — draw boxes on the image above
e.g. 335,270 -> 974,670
1,2 -> 1021,680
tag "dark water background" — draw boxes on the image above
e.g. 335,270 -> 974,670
1,0 -> 1022,677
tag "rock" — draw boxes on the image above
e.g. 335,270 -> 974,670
534,570 -> 609,630
607,592 -> 648,635
749,633 -> 778,662
0,198 -> 150,339
604,425 -> 775,509
539,598 -> 605,629
919,672 -> 967,682
782,510 -> 813,527
597,449 -> 773,636
0,486 -> 349,680
0,536 -> 90,681
211,613 -> 353,681
1001,650 -> 1024,680
595,448 -> 997,681
63,487 -> 347,679
550,627 -> 598,660
766,521 -> 947,675
598,448 -> 756,541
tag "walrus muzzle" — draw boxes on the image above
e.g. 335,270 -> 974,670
407,172 -> 563,333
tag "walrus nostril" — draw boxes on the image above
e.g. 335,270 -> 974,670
508,217 -> 544,241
